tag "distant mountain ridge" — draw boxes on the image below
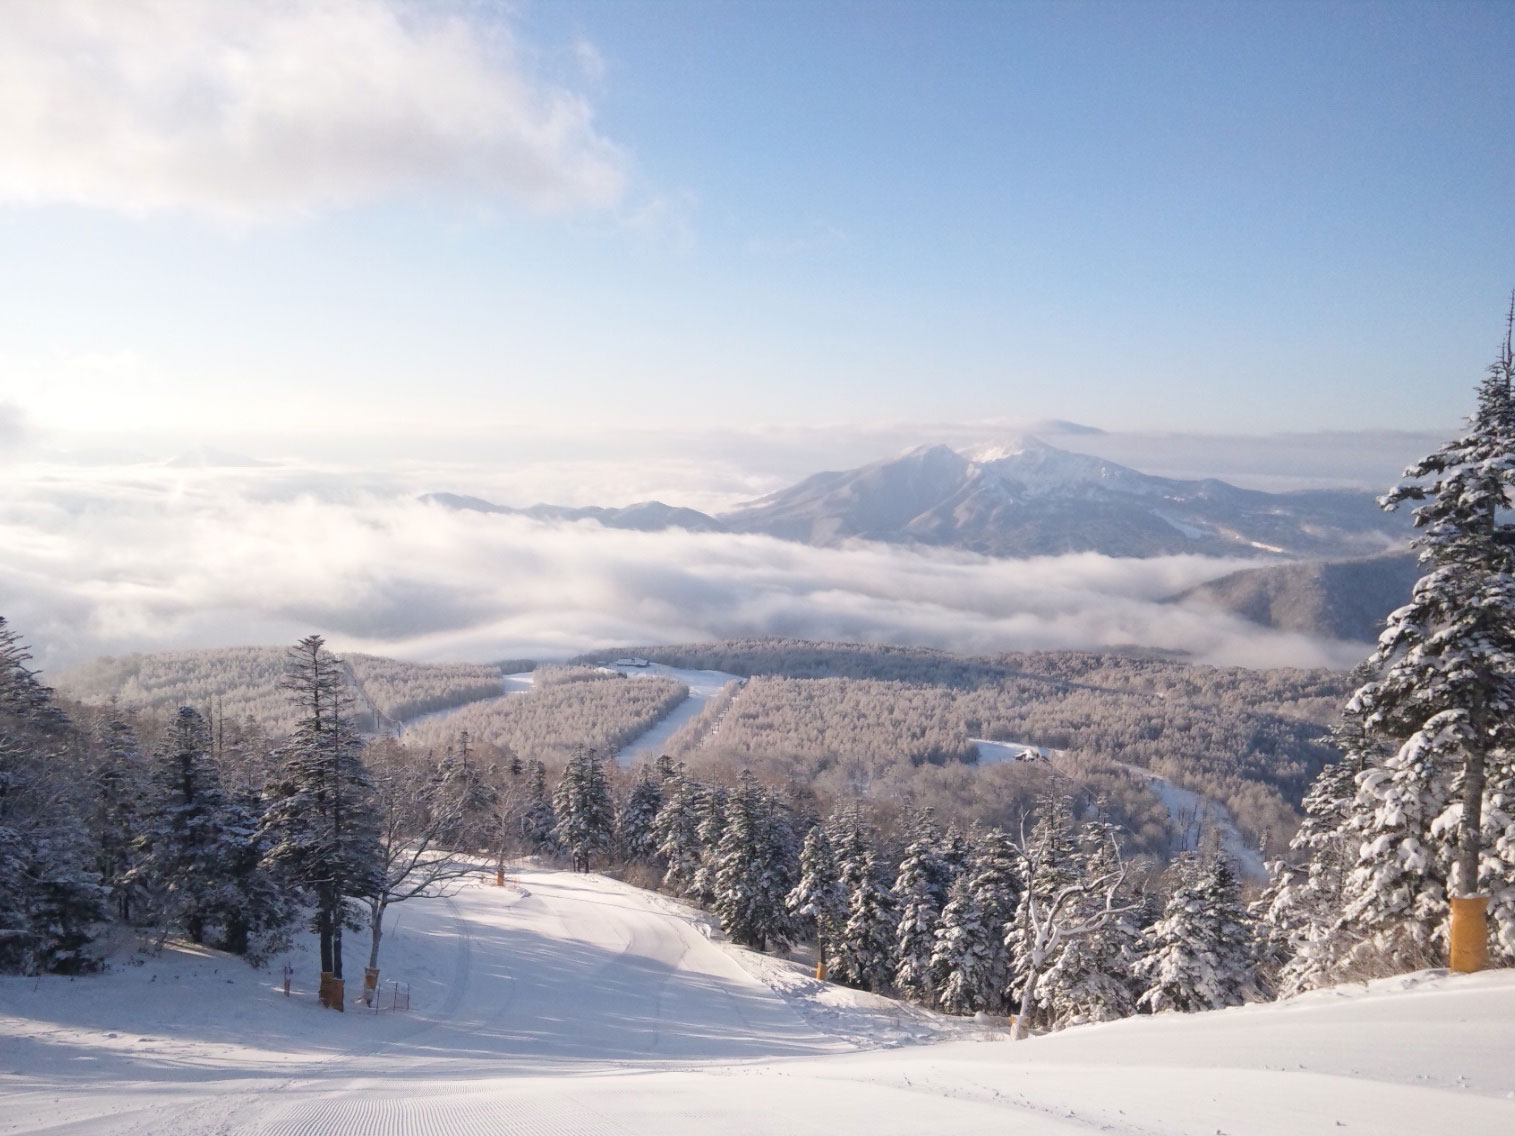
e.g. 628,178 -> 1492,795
1170,553 -> 1420,643
424,437 -> 1410,560
419,493 -> 726,533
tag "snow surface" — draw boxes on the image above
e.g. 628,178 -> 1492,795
972,737 -> 1056,764
4,866 -> 1513,1135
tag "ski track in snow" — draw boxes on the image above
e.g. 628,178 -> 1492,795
4,867 -> 1514,1135
610,665 -> 743,766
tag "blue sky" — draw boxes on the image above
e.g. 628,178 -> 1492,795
1,0 -> 1512,446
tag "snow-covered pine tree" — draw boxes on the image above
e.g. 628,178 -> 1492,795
261,635 -> 384,991
133,708 -> 240,946
712,771 -> 793,950
931,873 -> 994,1014
835,847 -> 897,992
618,767 -> 663,864
1257,721 -> 1376,996
828,805 -> 871,891
520,759 -> 557,852
434,731 -> 499,851
893,810 -> 949,1003
965,827 -> 1022,1013
688,783 -> 728,906
787,824 -> 848,970
553,745 -> 615,872
756,788 -> 799,950
940,825 -> 970,889
0,617 -> 106,974
92,716 -> 149,921
653,768 -> 703,894
1136,854 -> 1262,1014
1339,310 -> 1515,970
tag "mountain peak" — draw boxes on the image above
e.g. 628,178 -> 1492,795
961,436 -> 1055,463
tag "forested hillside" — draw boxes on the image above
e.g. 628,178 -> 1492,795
581,639 -> 1346,855
53,648 -> 505,735
399,673 -> 688,764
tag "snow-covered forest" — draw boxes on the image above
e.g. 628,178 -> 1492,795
399,672 -> 688,762
580,644 -> 1341,857
53,647 -> 506,735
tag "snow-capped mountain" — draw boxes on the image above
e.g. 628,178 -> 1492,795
717,438 -> 1409,558
424,438 -> 1409,559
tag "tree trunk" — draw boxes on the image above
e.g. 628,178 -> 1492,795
332,919 -> 344,980
368,900 -> 386,972
1014,968 -> 1039,1040
1456,744 -> 1486,898
317,891 -> 334,975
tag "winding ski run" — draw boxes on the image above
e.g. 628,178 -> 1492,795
3,868 -> 1515,1135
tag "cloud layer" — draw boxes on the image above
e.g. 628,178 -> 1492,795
0,1 -> 626,221
0,461 -> 1372,674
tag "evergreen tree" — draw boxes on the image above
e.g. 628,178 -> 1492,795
553,745 -> 614,872
520,759 -> 557,852
965,827 -> 1022,1013
893,811 -> 948,1003
713,772 -> 794,950
261,636 -> 384,990
688,784 -> 728,905
756,787 -> 800,948
434,731 -> 499,851
618,767 -> 663,864
834,848 -> 896,993
932,873 -> 994,1014
0,617 -> 106,974
1257,723 -> 1374,996
1340,308 -> 1515,969
92,716 -> 148,921
133,708 -> 239,946
1136,855 -> 1262,1014
653,768 -> 703,894
787,824 -> 847,969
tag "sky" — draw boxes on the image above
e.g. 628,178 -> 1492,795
0,0 -> 1512,451
1,0 -> 1511,671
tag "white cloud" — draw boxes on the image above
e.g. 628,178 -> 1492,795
0,462 -> 1371,674
0,1 -> 628,221
0,403 -> 28,458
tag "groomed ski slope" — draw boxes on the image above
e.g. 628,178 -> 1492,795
2,867 -> 1512,1135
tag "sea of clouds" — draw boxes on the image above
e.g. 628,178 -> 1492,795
0,450 -> 1379,675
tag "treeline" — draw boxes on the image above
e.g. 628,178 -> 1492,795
53,647 -> 508,734
400,674 -> 688,764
